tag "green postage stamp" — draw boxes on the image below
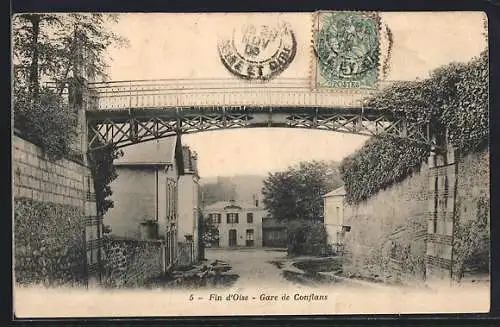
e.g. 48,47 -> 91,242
313,11 -> 381,90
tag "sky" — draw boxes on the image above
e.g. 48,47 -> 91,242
101,12 -> 486,178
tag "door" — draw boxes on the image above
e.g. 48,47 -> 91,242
246,229 -> 254,247
228,229 -> 237,247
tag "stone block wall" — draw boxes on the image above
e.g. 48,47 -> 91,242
13,136 -> 91,286
102,237 -> 165,287
13,135 -> 87,207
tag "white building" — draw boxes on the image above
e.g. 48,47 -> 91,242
204,199 -> 266,248
322,186 -> 349,249
177,146 -> 201,263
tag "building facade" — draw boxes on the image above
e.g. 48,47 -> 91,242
204,199 -> 266,248
177,146 -> 201,264
104,136 -> 185,268
322,186 -> 349,251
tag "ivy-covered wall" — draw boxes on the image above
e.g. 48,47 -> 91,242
343,162 -> 429,285
14,199 -> 86,286
102,237 -> 165,288
453,148 -> 490,279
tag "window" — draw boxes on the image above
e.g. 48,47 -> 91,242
208,213 -> 221,224
166,180 -> 177,221
336,206 -> 340,225
227,213 -> 239,224
247,212 -> 253,223
246,229 -> 254,247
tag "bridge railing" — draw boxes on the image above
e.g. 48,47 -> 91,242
84,78 -> 396,110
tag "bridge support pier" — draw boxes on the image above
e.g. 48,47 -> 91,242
69,77 -> 103,288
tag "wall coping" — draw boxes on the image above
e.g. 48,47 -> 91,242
13,133 -> 85,166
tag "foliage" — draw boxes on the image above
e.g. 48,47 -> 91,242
339,135 -> 429,204
14,198 -> 86,286
13,88 -> 79,161
13,13 -> 128,95
287,220 -> 329,256
262,160 -> 342,222
87,139 -> 123,217
12,13 -> 128,161
341,50 -> 488,204
200,214 -> 220,246
453,196 -> 490,281
197,210 -> 206,260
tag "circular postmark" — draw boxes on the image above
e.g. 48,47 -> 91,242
218,22 -> 297,81
315,12 -> 379,87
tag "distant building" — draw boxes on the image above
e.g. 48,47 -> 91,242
322,186 -> 350,251
203,198 -> 266,248
104,136 -> 192,268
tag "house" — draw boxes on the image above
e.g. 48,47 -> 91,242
104,136 -> 185,267
177,146 -> 201,264
322,186 -> 350,252
203,197 -> 266,248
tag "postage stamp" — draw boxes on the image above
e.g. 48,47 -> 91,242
312,11 -> 381,90
218,21 -> 297,81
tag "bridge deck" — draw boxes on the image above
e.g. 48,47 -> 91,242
85,78 -> 391,110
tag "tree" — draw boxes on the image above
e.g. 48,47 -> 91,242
262,160 -> 342,222
200,214 -> 220,247
13,14 -> 128,160
13,13 -> 128,96
87,139 -> 124,217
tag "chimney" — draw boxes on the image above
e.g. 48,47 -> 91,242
253,194 -> 259,207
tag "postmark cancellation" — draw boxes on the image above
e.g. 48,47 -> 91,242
218,21 -> 297,81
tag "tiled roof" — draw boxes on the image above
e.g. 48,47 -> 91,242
322,186 -> 346,197
114,136 -> 178,165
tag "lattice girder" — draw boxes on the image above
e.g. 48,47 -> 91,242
86,106 -> 432,151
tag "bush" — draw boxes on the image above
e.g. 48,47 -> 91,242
453,196 -> 490,280
13,88 -> 79,161
287,220 -> 328,257
14,198 -> 86,286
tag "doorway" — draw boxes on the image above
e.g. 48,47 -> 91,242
246,229 -> 254,247
228,229 -> 237,247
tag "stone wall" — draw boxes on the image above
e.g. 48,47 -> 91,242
102,237 -> 165,287
177,241 -> 194,266
343,161 -> 430,285
453,149 -> 490,278
13,135 -> 87,207
343,148 -> 490,284
13,136 -> 91,286
455,149 -> 490,223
